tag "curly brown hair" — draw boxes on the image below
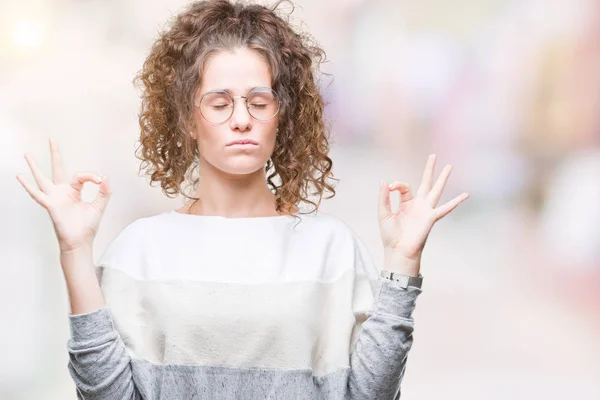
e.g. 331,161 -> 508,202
132,0 -> 338,218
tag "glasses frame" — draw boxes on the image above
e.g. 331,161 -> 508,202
194,86 -> 281,124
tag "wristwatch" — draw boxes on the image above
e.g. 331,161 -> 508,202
380,270 -> 423,289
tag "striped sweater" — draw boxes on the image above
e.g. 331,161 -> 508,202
66,210 -> 422,399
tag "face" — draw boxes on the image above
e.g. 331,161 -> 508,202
191,47 -> 279,177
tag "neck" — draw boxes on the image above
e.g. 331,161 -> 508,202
188,160 -> 279,218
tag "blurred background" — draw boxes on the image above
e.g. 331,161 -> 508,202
2,0 -> 599,398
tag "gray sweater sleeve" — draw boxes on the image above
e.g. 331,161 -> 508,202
67,306 -> 142,400
347,277 -> 422,400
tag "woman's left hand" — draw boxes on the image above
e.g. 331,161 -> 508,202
378,154 -> 469,276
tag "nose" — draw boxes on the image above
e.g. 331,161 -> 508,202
229,96 -> 252,131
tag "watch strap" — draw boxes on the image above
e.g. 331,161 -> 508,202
380,270 -> 423,289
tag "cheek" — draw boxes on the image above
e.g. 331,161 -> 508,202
267,119 -> 280,143
195,123 -> 222,148
263,128 -> 278,153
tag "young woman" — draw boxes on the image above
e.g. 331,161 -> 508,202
16,1 -> 468,398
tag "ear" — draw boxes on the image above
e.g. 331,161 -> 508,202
187,122 -> 197,140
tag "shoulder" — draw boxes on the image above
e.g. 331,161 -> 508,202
102,212 -> 160,247
96,212 -> 165,272
303,212 -> 366,248
300,212 -> 380,278
297,211 -> 354,235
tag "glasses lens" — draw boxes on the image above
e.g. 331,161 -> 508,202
247,88 -> 280,121
200,92 -> 233,123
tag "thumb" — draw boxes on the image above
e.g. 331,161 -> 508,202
378,179 -> 391,221
92,175 -> 112,213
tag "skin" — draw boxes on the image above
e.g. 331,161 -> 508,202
379,154 -> 470,277
176,48 -> 472,277
16,139 -> 110,314
15,49 -> 469,317
177,47 -> 281,218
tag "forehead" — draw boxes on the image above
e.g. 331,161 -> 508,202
200,48 -> 272,95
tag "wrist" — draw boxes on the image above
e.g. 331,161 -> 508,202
59,241 -> 93,255
60,244 -> 94,271
383,248 -> 421,277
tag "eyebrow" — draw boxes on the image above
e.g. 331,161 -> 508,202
199,86 -> 270,97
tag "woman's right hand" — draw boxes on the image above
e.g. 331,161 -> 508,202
16,138 -> 112,253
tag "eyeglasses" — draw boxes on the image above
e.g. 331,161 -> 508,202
194,87 -> 280,124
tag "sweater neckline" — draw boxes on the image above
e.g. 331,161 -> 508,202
168,209 -> 299,222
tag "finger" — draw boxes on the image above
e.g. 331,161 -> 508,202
91,175 -> 112,213
433,193 -> 469,221
24,152 -> 53,193
416,154 -> 436,197
388,181 -> 414,208
378,179 -> 392,221
428,164 -> 452,207
49,138 -> 69,184
70,172 -> 103,192
16,175 -> 50,209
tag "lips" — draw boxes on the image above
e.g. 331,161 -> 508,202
227,139 -> 258,146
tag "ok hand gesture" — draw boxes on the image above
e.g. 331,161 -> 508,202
378,154 -> 469,276
16,138 -> 112,253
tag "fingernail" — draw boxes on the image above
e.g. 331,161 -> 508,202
96,176 -> 102,183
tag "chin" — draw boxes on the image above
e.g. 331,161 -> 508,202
217,159 -> 268,176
